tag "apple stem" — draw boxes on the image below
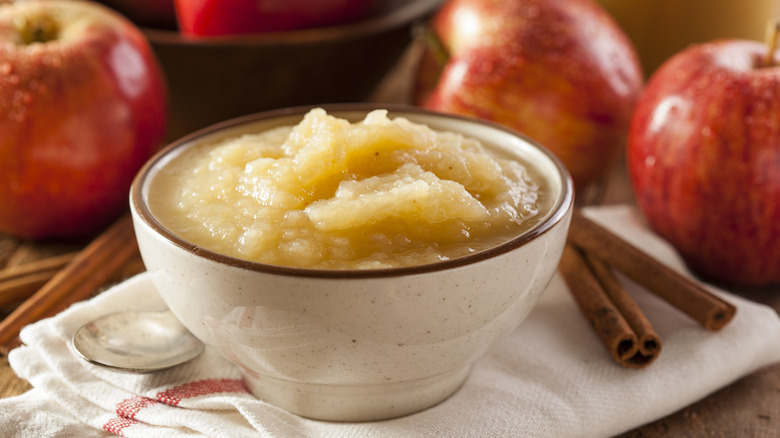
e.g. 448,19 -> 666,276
413,23 -> 450,68
15,15 -> 59,45
763,19 -> 780,67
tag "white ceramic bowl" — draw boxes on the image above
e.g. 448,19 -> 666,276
130,104 -> 574,422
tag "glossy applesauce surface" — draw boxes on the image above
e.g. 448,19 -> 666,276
147,109 -> 547,269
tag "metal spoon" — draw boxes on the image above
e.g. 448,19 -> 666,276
71,310 -> 204,373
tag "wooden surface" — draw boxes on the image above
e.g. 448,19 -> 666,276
1,45 -> 779,436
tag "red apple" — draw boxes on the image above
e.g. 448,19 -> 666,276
175,0 -> 374,37
0,0 -> 168,239
413,0 -> 644,189
628,39 -> 780,288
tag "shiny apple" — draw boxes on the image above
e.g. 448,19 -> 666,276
413,0 -> 644,189
175,0 -> 374,37
628,39 -> 780,288
0,0 -> 168,239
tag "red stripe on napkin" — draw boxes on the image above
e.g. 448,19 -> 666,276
103,417 -> 140,435
116,395 -> 158,420
157,378 -> 250,406
103,378 -> 250,436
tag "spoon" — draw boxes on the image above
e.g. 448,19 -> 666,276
71,310 -> 205,373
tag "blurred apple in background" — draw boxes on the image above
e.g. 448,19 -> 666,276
0,0 -> 168,240
413,0 -> 644,190
175,0 -> 375,37
628,38 -> 780,288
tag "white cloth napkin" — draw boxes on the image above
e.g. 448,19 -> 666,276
2,205 -> 780,438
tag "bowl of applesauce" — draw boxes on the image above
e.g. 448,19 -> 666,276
129,104 -> 574,422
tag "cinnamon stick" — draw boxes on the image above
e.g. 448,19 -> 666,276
0,249 -> 146,308
584,251 -> 661,363
0,252 -> 77,307
559,244 -> 661,368
0,271 -> 56,308
0,252 -> 77,280
0,214 -> 138,351
568,209 -> 736,331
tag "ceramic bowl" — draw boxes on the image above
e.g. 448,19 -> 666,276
143,0 -> 443,140
129,104 -> 574,421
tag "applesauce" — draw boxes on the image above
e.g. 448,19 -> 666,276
148,108 -> 546,269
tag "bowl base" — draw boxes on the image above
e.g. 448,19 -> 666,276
242,364 -> 471,422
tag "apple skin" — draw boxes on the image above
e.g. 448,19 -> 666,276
413,0 -> 644,189
0,0 -> 168,240
175,0 -> 374,37
628,39 -> 780,288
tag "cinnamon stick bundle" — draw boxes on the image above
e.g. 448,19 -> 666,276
0,250 -> 145,308
0,215 -> 139,352
568,209 -> 736,331
559,208 -> 738,368
560,244 -> 661,368
0,252 -> 77,307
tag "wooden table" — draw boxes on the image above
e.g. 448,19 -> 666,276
2,47 -> 779,437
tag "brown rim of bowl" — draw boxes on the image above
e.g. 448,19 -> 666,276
142,0 -> 444,46
130,103 -> 574,279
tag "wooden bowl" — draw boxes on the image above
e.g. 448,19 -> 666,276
143,0 -> 442,140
